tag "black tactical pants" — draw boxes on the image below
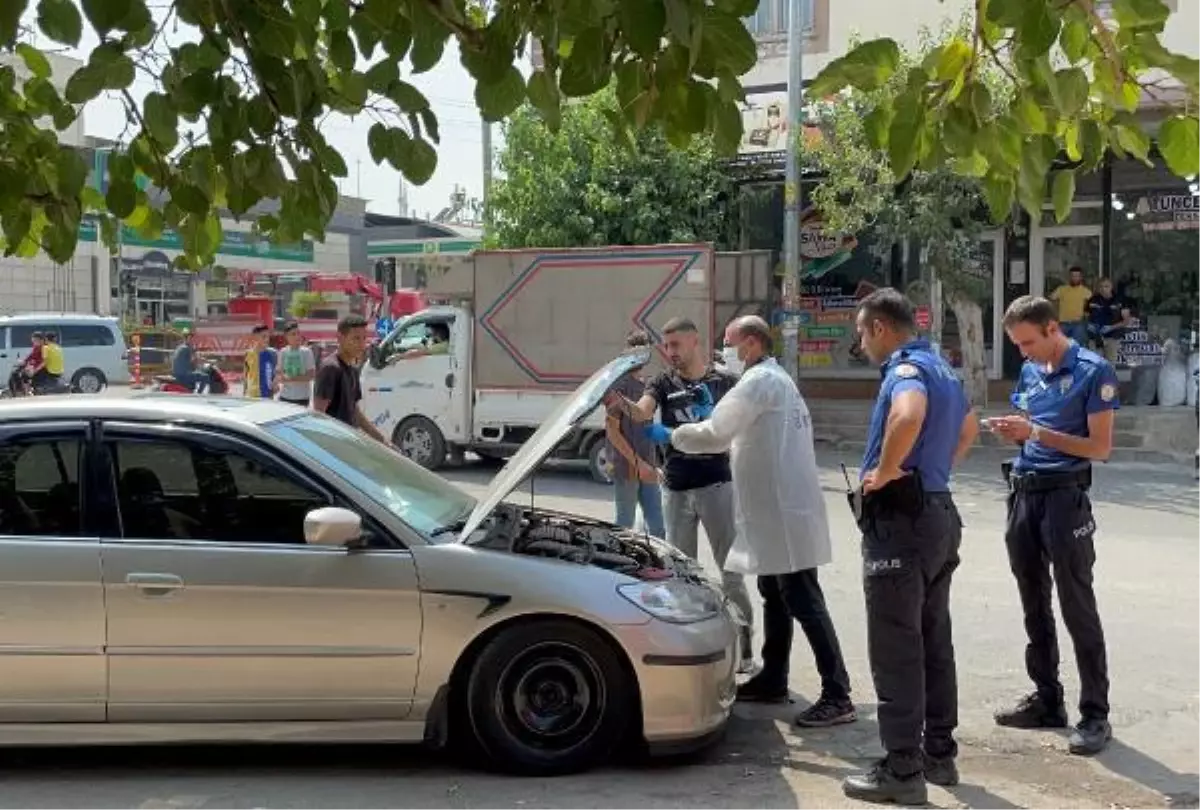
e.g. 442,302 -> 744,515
1005,481 -> 1109,720
861,492 -> 963,775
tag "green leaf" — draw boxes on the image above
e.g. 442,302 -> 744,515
967,83 -> 992,124
713,98 -> 742,154
1052,68 -> 1089,118
887,90 -> 925,179
99,53 -> 136,91
404,138 -> 438,185
663,0 -> 691,43
698,9 -> 756,76
387,80 -> 429,113
475,66 -> 526,122
36,0 -> 81,46
560,27 -> 609,97
1113,118 -> 1151,162
1013,91 -> 1048,134
172,183 -> 210,216
0,0 -> 26,47
17,43 -> 52,79
983,173 -> 1014,223
365,60 -> 399,93
1063,121 -> 1082,161
1051,169 -> 1075,223
1017,135 -> 1056,217
1113,0 -> 1171,30
527,69 -> 561,118
329,30 -> 356,72
986,0 -> 1026,27
64,64 -> 106,104
862,100 -> 894,150
1157,115 -> 1199,178
82,0 -> 129,34
950,152 -> 989,178
621,0 -> 665,57
418,108 -> 440,144
409,3 -> 449,74
105,178 -> 138,219
933,38 -> 972,81
1016,0 -> 1060,59
81,186 -> 105,211
367,123 -> 390,164
55,147 -> 88,197
143,92 -> 179,151
1078,119 -> 1105,171
809,38 -> 901,96
1059,18 -> 1089,63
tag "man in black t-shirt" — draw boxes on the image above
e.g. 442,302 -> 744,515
606,317 -> 755,673
313,314 -> 388,443
1086,277 -> 1132,365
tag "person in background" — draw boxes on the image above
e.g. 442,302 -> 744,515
1050,266 -> 1092,346
841,289 -> 975,805
313,314 -> 389,443
645,316 -> 856,729
171,329 -> 209,393
1086,278 -> 1133,365
390,322 -> 451,363
604,317 -> 756,674
42,332 -> 65,389
243,324 -> 278,399
986,295 -> 1117,758
605,330 -> 665,538
20,331 -> 48,391
278,322 -> 317,407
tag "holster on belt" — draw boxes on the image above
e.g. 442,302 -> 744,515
860,472 -> 925,526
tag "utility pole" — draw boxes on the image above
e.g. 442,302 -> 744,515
781,0 -> 808,383
481,120 -> 493,226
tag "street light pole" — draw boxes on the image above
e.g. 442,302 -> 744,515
781,0 -> 807,383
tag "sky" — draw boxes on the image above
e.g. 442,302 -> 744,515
22,5 -> 497,221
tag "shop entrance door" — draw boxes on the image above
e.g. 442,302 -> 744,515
1030,224 -> 1104,299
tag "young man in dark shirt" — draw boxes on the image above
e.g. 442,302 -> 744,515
1086,277 -> 1132,365
607,317 -> 755,673
313,314 -> 388,443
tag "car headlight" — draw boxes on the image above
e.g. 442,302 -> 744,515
617,580 -> 722,624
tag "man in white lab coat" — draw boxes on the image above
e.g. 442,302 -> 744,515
646,315 -> 856,728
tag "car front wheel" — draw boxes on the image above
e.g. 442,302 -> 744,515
465,619 -> 633,775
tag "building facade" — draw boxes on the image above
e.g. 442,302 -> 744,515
734,0 -> 1198,391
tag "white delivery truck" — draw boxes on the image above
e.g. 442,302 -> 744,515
360,245 -> 772,481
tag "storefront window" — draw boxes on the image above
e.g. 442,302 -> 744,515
1109,160 -> 1199,355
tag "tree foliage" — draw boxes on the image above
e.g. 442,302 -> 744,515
809,0 -> 1199,223
806,30 -> 1009,405
0,0 -> 760,267
487,86 -> 735,248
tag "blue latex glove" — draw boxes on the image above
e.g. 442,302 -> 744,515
691,383 -> 714,419
643,424 -> 674,445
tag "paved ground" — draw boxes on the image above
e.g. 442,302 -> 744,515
1,419 -> 1196,809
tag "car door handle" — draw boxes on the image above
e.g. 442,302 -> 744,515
445,373 -> 454,388
126,573 -> 184,596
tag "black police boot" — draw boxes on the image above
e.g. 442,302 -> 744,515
842,759 -> 928,805
923,752 -> 960,787
994,692 -> 1069,729
1068,717 -> 1112,755
794,695 -> 856,728
735,673 -> 790,704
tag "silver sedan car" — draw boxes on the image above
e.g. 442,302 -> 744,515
0,350 -> 738,774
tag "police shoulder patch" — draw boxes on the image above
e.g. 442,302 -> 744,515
893,363 -> 920,379
1100,383 -> 1116,402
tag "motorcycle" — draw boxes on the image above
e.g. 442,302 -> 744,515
2,364 -> 70,399
152,360 -> 230,395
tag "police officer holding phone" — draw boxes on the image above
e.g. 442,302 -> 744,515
985,295 -> 1118,757
843,289 -> 977,806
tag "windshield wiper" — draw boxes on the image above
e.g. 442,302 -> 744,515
430,519 -> 469,538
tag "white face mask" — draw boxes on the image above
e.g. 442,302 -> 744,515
720,346 -> 744,375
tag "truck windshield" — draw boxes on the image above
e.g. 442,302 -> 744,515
266,414 -> 475,540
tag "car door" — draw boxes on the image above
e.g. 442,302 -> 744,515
96,421 -> 421,723
0,422 -> 105,722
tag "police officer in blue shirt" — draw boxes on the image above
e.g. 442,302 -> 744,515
842,289 -> 977,806
985,295 -> 1118,757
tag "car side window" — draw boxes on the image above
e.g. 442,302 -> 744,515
60,325 -> 116,347
107,437 -> 329,545
0,438 -> 83,537
9,325 -> 42,347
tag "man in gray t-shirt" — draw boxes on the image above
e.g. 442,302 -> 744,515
278,322 -> 316,406
605,332 -> 664,537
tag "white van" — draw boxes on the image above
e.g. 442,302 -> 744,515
0,313 -> 130,392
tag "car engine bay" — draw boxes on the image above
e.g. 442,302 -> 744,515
480,503 -> 708,582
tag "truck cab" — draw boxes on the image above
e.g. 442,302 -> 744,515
361,306 -> 472,468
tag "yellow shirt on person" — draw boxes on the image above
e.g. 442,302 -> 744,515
43,342 -> 64,375
1051,284 -> 1092,322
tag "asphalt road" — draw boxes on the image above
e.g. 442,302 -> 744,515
1,432 -> 1197,808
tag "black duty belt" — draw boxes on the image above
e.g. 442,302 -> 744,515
1002,462 -> 1092,493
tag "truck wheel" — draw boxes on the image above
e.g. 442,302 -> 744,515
465,619 -> 632,775
586,437 -> 614,485
393,416 -> 447,470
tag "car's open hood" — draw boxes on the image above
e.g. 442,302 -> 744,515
457,347 -> 653,543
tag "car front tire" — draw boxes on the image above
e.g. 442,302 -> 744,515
465,619 -> 632,775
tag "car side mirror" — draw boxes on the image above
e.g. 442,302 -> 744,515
368,344 -> 386,370
304,506 -> 364,548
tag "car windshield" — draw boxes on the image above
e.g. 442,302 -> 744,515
266,414 -> 475,540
